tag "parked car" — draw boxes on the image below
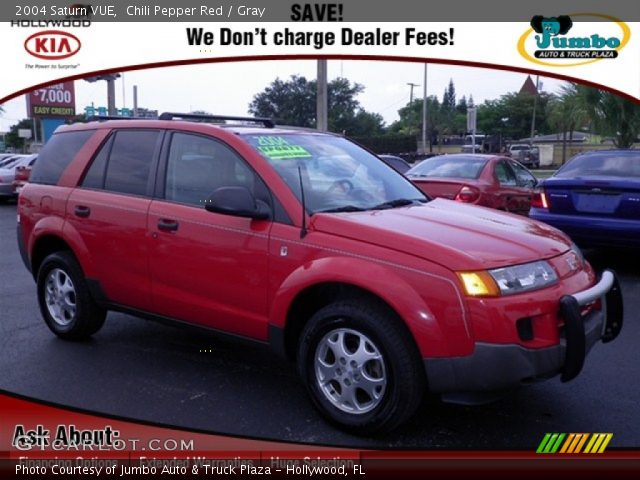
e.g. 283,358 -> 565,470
460,144 -> 483,154
507,144 -> 540,169
12,154 -> 38,195
0,155 -> 30,201
0,154 -> 27,168
406,154 -> 538,215
18,114 -> 622,434
530,149 -> 640,248
378,155 -> 411,174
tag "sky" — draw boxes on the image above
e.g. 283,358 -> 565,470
0,60 -> 568,132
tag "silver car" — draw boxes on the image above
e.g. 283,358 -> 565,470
0,155 -> 31,201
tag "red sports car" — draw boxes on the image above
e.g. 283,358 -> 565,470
406,154 -> 538,215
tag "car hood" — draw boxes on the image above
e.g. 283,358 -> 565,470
310,199 -> 571,271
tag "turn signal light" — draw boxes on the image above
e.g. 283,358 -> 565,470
454,186 -> 480,203
457,271 -> 501,297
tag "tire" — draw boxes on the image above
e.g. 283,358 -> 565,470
37,251 -> 106,340
298,300 -> 426,434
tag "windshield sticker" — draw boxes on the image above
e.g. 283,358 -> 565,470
254,136 -> 312,160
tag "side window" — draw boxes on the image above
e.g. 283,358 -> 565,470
81,135 -> 113,189
30,130 -> 94,185
165,133 -> 265,207
510,160 -> 537,188
495,160 -> 517,187
103,130 -> 160,196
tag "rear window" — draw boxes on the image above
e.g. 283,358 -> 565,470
30,130 -> 94,185
556,152 -> 640,178
407,156 -> 488,179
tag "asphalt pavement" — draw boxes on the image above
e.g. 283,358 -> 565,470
0,201 -> 638,449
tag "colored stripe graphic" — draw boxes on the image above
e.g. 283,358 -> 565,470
536,433 -> 552,453
537,433 -> 612,454
584,433 -> 614,453
573,433 -> 589,453
537,433 -> 565,453
559,433 -> 575,453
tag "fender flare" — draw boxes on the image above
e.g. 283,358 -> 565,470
269,256 -> 459,358
29,216 -> 95,278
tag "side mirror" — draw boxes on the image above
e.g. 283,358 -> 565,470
205,186 -> 270,220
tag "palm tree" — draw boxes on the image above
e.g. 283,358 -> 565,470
575,85 -> 640,148
547,85 -> 589,164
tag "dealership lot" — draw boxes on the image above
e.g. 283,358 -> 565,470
1,200 -> 638,448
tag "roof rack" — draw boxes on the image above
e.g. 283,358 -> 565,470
86,115 -> 152,122
158,112 -> 274,128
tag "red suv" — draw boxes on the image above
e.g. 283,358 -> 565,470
17,113 -> 623,434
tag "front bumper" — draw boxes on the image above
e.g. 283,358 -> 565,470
424,270 -> 623,393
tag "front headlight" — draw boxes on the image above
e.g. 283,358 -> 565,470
489,260 -> 558,296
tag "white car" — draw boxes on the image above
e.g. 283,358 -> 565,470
0,155 -> 32,201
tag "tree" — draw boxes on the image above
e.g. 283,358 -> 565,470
456,95 -> 468,114
433,79 -> 467,138
249,75 -> 316,128
546,85 -> 589,163
248,75 -> 384,135
441,78 -> 456,111
389,96 -> 445,148
575,85 -> 640,148
346,110 -> 386,137
477,92 -> 553,140
468,95 -> 475,108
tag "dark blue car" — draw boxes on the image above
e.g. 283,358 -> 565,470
530,149 -> 640,248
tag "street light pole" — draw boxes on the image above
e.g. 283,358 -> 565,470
317,60 -> 328,132
529,75 -> 540,146
106,77 -> 116,116
421,64 -> 428,154
407,82 -> 419,105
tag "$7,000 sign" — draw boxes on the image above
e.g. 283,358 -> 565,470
27,81 -> 76,118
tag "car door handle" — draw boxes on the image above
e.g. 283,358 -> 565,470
74,205 -> 91,218
157,218 -> 179,232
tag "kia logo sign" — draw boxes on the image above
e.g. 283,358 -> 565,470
24,30 -> 81,60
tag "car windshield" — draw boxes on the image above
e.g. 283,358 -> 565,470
0,157 -> 23,169
407,155 -> 488,179
243,133 -> 427,213
555,152 -> 640,178
510,145 -> 529,151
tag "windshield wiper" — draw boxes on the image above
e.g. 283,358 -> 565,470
316,205 -> 367,214
317,199 -> 425,214
370,198 -> 422,210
